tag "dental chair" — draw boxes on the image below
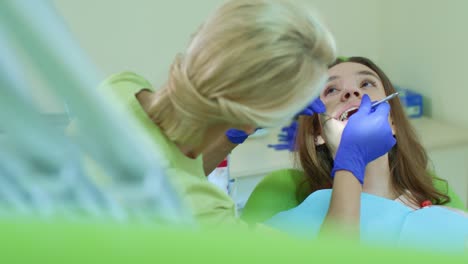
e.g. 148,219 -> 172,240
1,0 -> 467,262
241,169 -> 466,224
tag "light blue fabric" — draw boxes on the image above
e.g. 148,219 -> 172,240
398,206 -> 468,252
265,189 -> 468,252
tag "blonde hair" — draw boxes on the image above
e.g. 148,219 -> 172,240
148,0 -> 336,145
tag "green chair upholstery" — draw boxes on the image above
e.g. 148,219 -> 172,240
241,169 -> 466,224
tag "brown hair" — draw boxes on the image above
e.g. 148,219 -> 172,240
295,56 -> 450,206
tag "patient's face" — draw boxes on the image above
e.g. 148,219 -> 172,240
320,62 -> 388,122
315,62 -> 395,153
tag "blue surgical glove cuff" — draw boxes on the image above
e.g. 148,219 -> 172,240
331,150 -> 366,184
225,129 -> 249,144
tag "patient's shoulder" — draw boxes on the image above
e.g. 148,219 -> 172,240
434,206 -> 468,217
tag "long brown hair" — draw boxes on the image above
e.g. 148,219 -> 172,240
295,56 -> 450,205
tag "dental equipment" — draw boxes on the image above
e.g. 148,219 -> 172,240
337,92 -> 400,121
371,92 -> 400,109
319,92 -> 400,124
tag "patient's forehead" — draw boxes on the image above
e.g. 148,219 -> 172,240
327,62 -> 379,80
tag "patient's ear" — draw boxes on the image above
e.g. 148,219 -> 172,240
313,114 -> 326,146
314,135 -> 325,146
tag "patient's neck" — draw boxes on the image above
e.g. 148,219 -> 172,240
362,154 -> 397,200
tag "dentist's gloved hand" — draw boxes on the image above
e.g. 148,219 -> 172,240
297,97 -> 326,116
268,97 -> 325,151
331,95 -> 396,184
267,121 -> 298,151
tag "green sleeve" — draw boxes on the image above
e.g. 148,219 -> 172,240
99,71 -> 153,94
241,169 -> 307,224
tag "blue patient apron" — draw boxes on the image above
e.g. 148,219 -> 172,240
265,189 -> 468,252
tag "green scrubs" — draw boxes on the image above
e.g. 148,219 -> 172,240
100,72 -> 241,226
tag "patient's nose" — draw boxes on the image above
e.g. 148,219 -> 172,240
342,89 -> 361,101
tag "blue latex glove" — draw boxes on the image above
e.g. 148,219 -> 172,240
225,129 -> 250,144
267,121 -> 298,151
268,97 -> 325,151
297,97 -> 326,116
331,95 -> 396,184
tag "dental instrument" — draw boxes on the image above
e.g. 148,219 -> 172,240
371,92 -> 400,109
337,92 -> 400,121
320,92 -> 400,124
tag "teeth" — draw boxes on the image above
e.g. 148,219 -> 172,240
340,112 -> 348,121
339,107 -> 357,121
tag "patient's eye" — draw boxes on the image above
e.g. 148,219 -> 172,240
360,79 -> 377,89
324,85 -> 338,96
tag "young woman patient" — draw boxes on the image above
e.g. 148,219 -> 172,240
264,57 -> 467,252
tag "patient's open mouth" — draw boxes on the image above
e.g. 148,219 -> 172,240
339,108 -> 358,121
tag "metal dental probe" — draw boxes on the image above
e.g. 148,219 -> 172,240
319,92 -> 400,124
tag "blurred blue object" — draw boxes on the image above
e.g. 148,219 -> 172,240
268,97 -> 324,152
268,121 -> 298,151
395,87 -> 423,118
0,0 -> 190,224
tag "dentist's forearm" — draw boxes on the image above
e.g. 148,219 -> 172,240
320,170 -> 362,238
